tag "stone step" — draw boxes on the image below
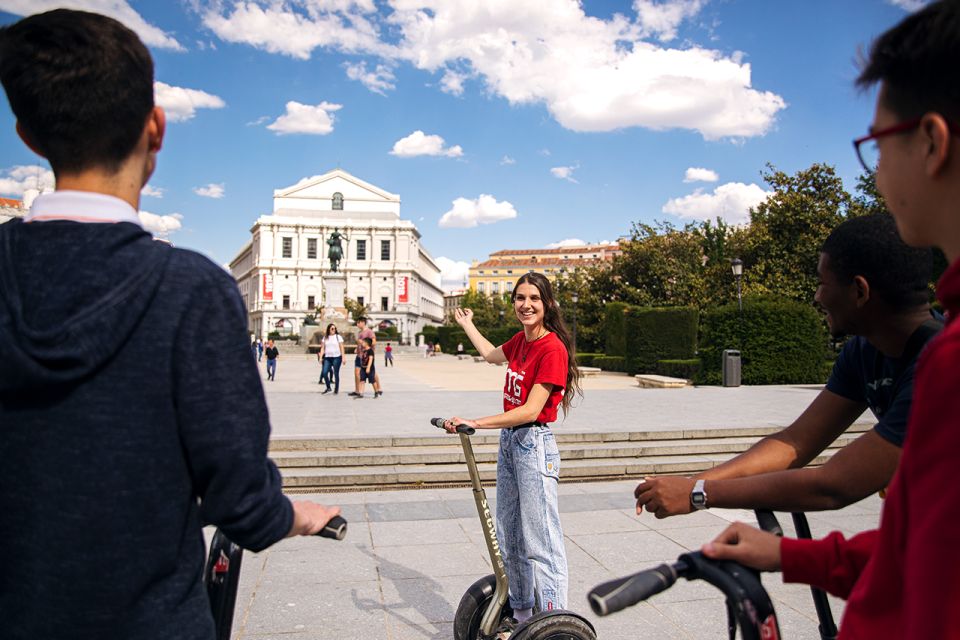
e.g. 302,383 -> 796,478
270,433 -> 863,469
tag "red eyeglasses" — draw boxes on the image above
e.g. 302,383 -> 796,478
854,117 -> 960,172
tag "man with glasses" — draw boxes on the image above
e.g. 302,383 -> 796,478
702,3 -> 960,638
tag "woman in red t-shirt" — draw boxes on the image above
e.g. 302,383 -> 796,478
448,272 -> 581,626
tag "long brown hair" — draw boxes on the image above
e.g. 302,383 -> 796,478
325,323 -> 338,337
513,272 -> 582,415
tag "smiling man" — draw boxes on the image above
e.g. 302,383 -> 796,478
635,213 -> 939,518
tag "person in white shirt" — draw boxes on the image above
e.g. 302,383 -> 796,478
318,323 -> 345,394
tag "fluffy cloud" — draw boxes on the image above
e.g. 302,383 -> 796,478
141,184 -> 164,198
434,256 -> 471,289
550,166 -> 578,183
138,211 -> 183,237
344,61 -> 396,94
200,0 -> 785,139
267,101 -> 342,135
662,182 -> 771,224
390,131 -> 463,157
154,82 -> 226,122
500,155 -> 516,165
545,238 -> 587,248
0,0 -> 183,50
887,0 -> 929,10
194,183 -> 225,199
438,194 -> 517,228
0,165 -> 55,197
684,167 -> 719,183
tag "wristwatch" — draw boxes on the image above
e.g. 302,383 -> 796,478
690,479 -> 708,510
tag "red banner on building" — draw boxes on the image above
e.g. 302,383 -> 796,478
397,276 -> 409,303
262,273 -> 274,301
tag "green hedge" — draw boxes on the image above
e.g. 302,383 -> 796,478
655,359 -> 701,380
576,352 -> 603,367
594,355 -> 628,372
604,302 -> 629,355
624,306 -> 699,373
698,296 -> 830,385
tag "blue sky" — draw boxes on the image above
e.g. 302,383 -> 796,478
0,0 -> 925,288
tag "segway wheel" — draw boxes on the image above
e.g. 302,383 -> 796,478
513,614 -> 596,640
454,574 -> 513,640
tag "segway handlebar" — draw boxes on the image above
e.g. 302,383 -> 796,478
588,562 -> 679,616
314,515 -> 348,541
431,417 -> 476,435
754,509 -> 784,536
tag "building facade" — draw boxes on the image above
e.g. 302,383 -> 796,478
468,243 -> 621,295
0,196 -> 27,224
229,169 -> 444,343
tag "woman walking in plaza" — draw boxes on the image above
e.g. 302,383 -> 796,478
447,272 -> 581,630
318,323 -> 344,394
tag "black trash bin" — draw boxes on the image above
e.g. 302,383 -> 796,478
722,349 -> 741,387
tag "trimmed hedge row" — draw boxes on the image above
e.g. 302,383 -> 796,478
593,356 -> 628,372
655,359 -> 701,380
697,297 -> 830,385
576,352 -> 603,367
603,304 -> 699,375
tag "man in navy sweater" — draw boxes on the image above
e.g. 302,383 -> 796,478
0,10 -> 338,639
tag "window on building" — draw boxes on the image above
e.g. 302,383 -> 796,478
307,238 -> 317,259
492,281 -> 500,294
356,239 -> 367,260
282,295 -> 290,310
357,296 -> 365,308
380,240 -> 390,260
478,282 -> 485,294
332,192 -> 343,210
282,237 -> 292,258
307,295 -> 315,309
507,270 -> 513,274
506,281 -> 514,292
381,296 -> 389,311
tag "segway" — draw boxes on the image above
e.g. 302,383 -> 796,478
205,515 -> 348,640
432,418 -> 597,640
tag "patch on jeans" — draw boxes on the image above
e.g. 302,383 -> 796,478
542,589 -> 557,612
541,451 -> 560,479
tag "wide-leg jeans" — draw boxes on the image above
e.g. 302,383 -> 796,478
321,356 -> 342,392
495,425 -> 568,612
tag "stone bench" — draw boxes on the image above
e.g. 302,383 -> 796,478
580,366 -> 601,377
635,374 -> 689,389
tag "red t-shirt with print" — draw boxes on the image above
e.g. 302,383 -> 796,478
500,331 -> 568,423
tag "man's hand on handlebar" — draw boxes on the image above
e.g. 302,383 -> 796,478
634,476 -> 695,518
287,500 -> 342,537
701,522 -> 782,572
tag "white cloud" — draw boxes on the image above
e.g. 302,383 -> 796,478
546,238 -> 587,248
390,130 -> 463,157
194,183 -> 225,199
440,69 -> 468,96
684,167 -> 719,183
267,101 -> 342,135
138,210 -> 183,237
141,184 -> 164,198
500,155 -> 516,165
539,148 -> 552,157
438,194 -> 517,228
0,165 -> 55,196
154,82 -> 226,122
344,61 -> 396,95
662,182 -> 772,224
435,256 -> 471,288
887,0 -> 929,11
550,166 -> 578,183
633,0 -> 706,42
0,0 -> 184,50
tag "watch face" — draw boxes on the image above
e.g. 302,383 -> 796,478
691,493 -> 705,506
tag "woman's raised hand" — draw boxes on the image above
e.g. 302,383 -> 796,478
454,308 -> 474,326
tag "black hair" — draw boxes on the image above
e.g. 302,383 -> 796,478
0,9 -> 155,174
857,1 -> 960,121
512,272 -> 582,415
822,213 -> 932,309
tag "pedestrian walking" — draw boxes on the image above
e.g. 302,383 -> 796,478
350,317 -> 383,396
257,337 -> 264,361
445,272 -> 582,628
265,339 -> 279,381
457,341 -> 465,359
354,338 -> 382,398
423,341 -> 432,358
384,342 -> 394,367
318,323 -> 344,394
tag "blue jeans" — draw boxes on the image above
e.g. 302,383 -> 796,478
266,358 -> 277,380
496,425 -> 567,612
321,356 -> 342,392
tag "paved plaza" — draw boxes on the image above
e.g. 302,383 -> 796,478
219,350 -> 879,639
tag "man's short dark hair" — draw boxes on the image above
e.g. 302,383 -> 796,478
857,1 -> 960,121
822,213 -> 932,309
0,9 -> 154,174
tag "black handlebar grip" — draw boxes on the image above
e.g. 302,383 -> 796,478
587,563 -> 677,616
754,510 -> 784,536
430,417 -> 476,435
315,515 -> 348,541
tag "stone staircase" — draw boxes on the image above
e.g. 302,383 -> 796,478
273,423 -> 871,491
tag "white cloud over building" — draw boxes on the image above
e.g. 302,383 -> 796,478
267,101 -> 342,135
390,131 -> 463,158
438,195 -> 517,228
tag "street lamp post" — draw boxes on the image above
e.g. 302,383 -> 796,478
570,292 -> 579,349
731,258 -> 744,313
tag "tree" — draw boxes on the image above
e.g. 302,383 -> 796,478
343,297 -> 366,321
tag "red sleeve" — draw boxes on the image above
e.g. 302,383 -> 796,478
534,343 -> 567,390
901,333 -> 960,638
780,530 -> 878,599
501,332 -> 523,361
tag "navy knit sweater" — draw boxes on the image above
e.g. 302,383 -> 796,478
0,220 -> 292,639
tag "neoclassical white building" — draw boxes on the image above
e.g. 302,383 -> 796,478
229,169 -> 444,343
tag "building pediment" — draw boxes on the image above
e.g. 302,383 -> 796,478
274,169 -> 399,203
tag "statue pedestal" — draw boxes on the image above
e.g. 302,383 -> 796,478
322,273 -> 347,320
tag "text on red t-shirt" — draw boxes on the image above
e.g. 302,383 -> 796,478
500,331 -> 568,423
